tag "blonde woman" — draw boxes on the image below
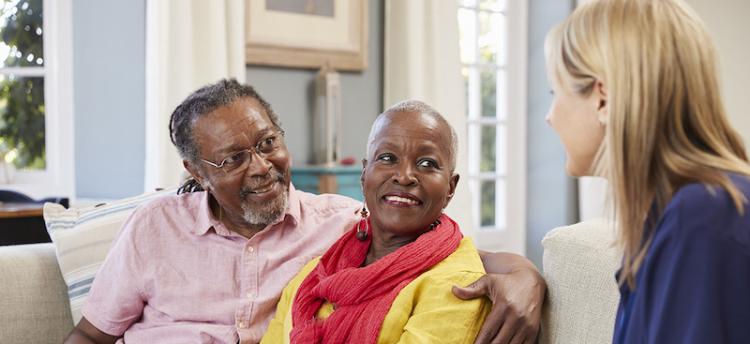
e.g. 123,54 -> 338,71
545,0 -> 750,342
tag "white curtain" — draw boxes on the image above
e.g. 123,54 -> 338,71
144,0 -> 246,191
383,0 -> 474,237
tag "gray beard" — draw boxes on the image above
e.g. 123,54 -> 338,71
240,185 -> 289,227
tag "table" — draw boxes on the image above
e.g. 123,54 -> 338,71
0,202 -> 50,246
0,203 -> 44,219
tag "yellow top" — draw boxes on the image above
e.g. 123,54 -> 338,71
261,237 -> 490,344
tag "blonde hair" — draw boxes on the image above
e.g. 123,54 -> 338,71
545,0 -> 750,287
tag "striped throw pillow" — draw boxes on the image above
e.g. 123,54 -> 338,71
43,189 -> 175,323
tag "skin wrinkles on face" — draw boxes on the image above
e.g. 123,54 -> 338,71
187,97 -> 291,237
362,111 -> 459,264
208,106 -> 268,158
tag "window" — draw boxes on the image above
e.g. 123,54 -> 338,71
0,0 -> 73,198
0,0 -> 45,169
458,0 -> 527,253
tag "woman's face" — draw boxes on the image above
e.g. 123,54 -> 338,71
362,111 -> 458,238
546,79 -> 606,177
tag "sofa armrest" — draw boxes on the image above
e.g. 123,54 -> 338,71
0,243 -> 73,343
539,219 -> 621,344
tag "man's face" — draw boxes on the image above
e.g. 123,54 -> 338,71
189,97 -> 291,227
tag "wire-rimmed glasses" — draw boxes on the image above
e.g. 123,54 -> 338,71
200,130 -> 285,174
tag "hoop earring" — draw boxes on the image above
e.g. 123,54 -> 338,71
356,206 -> 369,241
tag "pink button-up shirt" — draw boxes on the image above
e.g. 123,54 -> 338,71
82,185 -> 360,343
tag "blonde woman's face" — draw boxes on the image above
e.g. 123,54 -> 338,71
546,80 -> 606,177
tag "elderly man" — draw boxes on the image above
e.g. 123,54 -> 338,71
66,79 -> 545,344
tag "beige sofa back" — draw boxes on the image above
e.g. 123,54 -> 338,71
1,219 -> 622,343
0,243 -> 73,343
540,219 -> 622,344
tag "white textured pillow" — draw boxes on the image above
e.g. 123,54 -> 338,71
540,218 -> 622,344
43,189 -> 174,323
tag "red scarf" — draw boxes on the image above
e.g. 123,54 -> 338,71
290,213 -> 462,344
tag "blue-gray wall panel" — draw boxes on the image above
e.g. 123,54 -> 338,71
526,0 -> 577,267
73,0 -> 146,199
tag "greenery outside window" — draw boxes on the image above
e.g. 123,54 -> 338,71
0,0 -> 45,170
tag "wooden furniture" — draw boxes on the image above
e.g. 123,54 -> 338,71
291,165 -> 363,201
0,202 -> 50,246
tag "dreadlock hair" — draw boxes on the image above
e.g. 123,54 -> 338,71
169,79 -> 282,194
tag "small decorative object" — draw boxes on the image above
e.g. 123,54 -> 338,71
313,65 -> 342,166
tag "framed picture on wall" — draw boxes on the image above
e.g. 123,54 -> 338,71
245,0 -> 368,71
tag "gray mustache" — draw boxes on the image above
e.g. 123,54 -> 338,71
240,170 -> 285,198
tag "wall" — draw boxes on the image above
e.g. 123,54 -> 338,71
525,0 -> 577,267
71,0 -> 380,199
73,0 -> 146,199
685,0 -> 750,146
246,0 -> 384,165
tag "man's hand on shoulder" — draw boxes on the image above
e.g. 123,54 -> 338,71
453,251 -> 546,344
64,317 -> 119,344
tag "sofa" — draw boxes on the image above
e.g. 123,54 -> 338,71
0,194 -> 622,343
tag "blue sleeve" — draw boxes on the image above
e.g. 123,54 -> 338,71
631,185 -> 750,343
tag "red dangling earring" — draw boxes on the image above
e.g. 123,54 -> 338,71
356,206 -> 369,241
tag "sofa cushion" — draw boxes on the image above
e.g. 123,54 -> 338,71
0,243 -> 73,343
43,189 -> 174,323
540,218 -> 622,344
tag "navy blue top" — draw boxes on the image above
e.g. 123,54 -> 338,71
614,174 -> 750,344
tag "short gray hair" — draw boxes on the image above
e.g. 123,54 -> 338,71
366,99 -> 458,171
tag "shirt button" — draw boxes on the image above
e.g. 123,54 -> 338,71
246,292 -> 253,298
247,246 -> 254,253
237,321 -> 246,329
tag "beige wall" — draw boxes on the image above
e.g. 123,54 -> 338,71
686,0 -> 750,145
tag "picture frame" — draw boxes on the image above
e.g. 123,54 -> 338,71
245,0 -> 368,71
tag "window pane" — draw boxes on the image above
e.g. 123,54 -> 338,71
480,125 -> 495,172
0,75 -> 45,169
458,8 -> 477,64
480,68 -> 496,117
460,0 -> 478,8
478,12 -> 506,66
480,180 -> 495,227
477,11 -> 495,64
0,0 -> 44,67
479,0 -> 506,11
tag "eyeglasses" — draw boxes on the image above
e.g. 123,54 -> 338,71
201,130 -> 285,174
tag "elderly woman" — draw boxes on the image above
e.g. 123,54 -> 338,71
545,0 -> 750,342
261,101 -> 490,343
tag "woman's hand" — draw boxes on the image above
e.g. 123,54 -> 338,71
453,252 -> 546,344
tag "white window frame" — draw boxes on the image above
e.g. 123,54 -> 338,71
0,0 -> 74,200
460,0 -> 527,254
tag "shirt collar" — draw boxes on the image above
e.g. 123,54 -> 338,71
192,183 -> 301,236
193,191 -> 219,236
284,183 -> 301,227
